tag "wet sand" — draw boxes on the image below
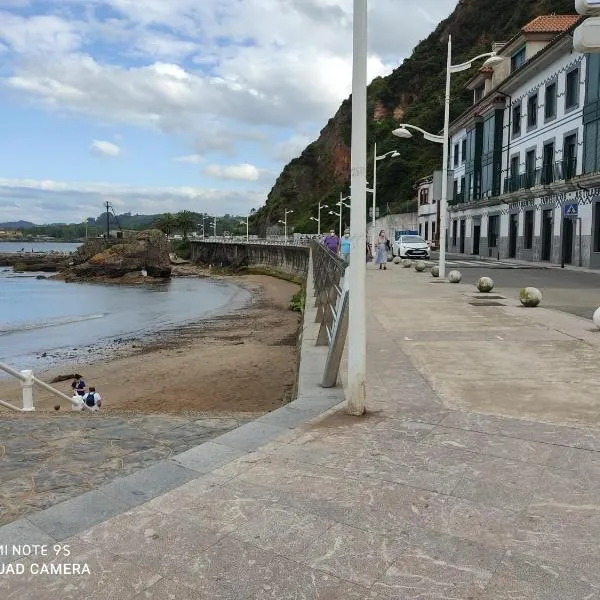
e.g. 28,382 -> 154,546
0,272 -> 301,417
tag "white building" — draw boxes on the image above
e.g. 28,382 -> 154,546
444,14 -> 600,267
416,176 -> 437,243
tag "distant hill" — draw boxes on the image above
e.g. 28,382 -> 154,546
0,221 -> 36,230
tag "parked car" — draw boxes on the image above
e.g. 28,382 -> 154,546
392,235 -> 431,259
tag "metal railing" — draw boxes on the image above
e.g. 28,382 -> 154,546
311,242 -> 349,388
0,361 -> 81,412
503,158 -> 578,194
188,236 -> 314,247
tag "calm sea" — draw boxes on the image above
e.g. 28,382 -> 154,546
0,242 -> 250,373
0,241 -> 82,254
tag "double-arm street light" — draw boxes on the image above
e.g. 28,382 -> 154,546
210,217 -> 217,237
309,201 -> 329,235
278,208 -> 294,243
367,144 -> 400,252
240,208 -> 255,242
329,193 -> 350,239
393,36 -> 501,279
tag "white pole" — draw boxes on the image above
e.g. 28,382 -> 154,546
214,217 -> 217,238
371,142 -> 377,255
347,0 -> 367,416
246,215 -> 249,242
317,204 -> 321,235
20,369 -> 35,412
439,35 -> 452,279
285,212 -> 287,243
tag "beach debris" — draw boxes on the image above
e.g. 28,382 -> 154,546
54,405 -> 60,411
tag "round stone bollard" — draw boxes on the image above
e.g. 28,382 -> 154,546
520,287 -> 542,307
593,307 -> 600,329
476,276 -> 494,293
448,270 -> 462,283
431,265 -> 440,278
402,259 -> 413,268
393,256 -> 401,265
414,261 -> 426,272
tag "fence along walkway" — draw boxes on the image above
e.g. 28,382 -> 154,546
0,361 -> 79,412
311,241 -> 349,388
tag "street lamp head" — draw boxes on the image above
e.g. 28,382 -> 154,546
392,127 -> 413,139
309,217 -> 318,222
391,151 -> 401,158
482,53 -> 503,68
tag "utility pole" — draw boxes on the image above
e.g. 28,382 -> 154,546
105,201 -> 110,239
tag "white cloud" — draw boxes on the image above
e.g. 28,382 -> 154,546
90,140 -> 122,157
173,154 -> 204,164
202,163 -> 261,182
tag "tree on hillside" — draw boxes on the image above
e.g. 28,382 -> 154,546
154,213 -> 176,237
175,210 -> 196,239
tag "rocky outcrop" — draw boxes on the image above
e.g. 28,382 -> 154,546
65,230 -> 171,280
0,252 -> 69,272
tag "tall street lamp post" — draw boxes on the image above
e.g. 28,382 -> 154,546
392,37 -> 501,278
335,194 -> 351,238
310,201 -> 329,235
347,0 -> 367,416
278,209 -> 293,243
368,144 -> 400,253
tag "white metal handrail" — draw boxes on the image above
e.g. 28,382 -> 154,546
0,361 -> 79,412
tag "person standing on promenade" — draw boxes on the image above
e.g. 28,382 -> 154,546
340,230 -> 351,263
323,230 -> 340,255
375,230 -> 389,270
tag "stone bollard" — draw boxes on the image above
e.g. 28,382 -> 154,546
402,259 -> 413,268
393,256 -> 401,264
594,307 -> 600,329
20,369 -> 35,412
431,265 -> 439,278
476,276 -> 494,293
520,287 -> 542,307
448,270 -> 462,283
414,261 -> 426,272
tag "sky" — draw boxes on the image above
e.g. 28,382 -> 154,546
0,0 -> 457,224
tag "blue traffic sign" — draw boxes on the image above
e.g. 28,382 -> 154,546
564,203 -> 579,217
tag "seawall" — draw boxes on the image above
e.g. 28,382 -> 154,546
190,242 -> 309,279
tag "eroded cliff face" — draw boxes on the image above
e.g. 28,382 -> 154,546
255,0 -> 574,235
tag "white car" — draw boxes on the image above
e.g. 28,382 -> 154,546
392,235 -> 431,260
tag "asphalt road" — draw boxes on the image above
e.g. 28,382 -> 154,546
429,253 -> 600,320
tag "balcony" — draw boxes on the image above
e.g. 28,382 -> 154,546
503,159 -> 577,194
449,191 -> 465,206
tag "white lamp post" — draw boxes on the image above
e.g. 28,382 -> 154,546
335,194 -> 351,238
392,38 -> 501,279
241,209 -> 255,242
368,144 -> 400,253
347,0 -> 367,416
278,209 -> 293,243
310,201 -> 329,235
211,217 -> 217,238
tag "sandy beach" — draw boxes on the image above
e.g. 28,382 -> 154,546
0,271 -> 301,417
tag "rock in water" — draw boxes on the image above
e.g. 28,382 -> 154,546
67,230 -> 171,280
520,287 -> 542,307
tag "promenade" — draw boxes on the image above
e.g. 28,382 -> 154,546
1,263 -> 599,599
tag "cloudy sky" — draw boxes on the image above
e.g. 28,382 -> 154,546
0,0 -> 457,224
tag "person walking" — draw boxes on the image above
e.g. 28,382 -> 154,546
323,230 -> 340,255
340,230 -> 351,263
375,230 -> 389,270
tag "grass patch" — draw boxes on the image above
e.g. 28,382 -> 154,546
289,288 -> 305,313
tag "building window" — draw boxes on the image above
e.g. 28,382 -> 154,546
453,144 -> 459,167
432,221 -> 436,241
424,222 -> 429,241
544,82 -> 557,121
527,93 -> 538,129
524,210 -> 534,250
461,139 -> 467,163
512,103 -> 522,137
474,85 -> 484,103
566,68 -> 580,110
511,47 -> 526,72
563,133 -> 577,179
525,149 -> 537,188
452,220 -> 458,246
542,141 -> 555,185
419,223 -> 422,236
509,155 -> 520,192
488,215 -> 499,248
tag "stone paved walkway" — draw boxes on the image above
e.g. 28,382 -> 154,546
1,265 -> 599,599
0,413 -> 247,526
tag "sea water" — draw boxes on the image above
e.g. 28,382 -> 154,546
0,243 -> 249,372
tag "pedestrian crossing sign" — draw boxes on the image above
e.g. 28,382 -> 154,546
563,203 -> 578,217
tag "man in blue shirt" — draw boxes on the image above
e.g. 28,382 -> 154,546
340,230 -> 351,262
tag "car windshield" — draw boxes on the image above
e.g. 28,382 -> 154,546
401,236 -> 426,243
